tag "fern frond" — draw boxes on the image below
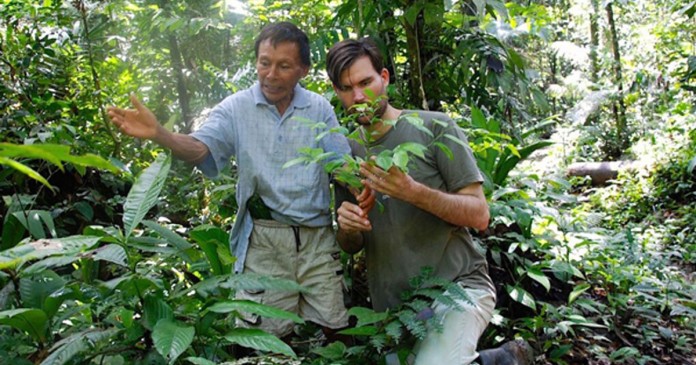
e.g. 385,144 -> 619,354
397,311 -> 428,340
384,320 -> 404,343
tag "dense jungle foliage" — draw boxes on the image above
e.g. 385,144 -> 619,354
1,0 -> 694,364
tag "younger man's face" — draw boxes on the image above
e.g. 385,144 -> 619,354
333,56 -> 389,125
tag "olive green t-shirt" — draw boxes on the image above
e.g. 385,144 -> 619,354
336,110 -> 495,311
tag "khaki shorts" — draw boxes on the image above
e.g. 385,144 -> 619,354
413,286 -> 496,365
236,219 -> 349,337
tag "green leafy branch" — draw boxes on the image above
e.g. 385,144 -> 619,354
283,97 -> 464,190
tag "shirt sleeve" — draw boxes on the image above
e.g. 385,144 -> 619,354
432,117 -> 483,193
190,98 -> 238,178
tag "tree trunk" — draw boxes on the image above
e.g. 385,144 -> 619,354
606,2 -> 628,154
567,161 -> 635,185
585,0 -> 601,126
589,0 -> 600,85
402,15 -> 428,110
158,0 -> 192,133
168,34 -> 193,133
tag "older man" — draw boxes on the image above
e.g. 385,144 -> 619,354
108,22 -> 351,339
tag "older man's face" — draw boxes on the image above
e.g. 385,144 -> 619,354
256,39 -> 308,110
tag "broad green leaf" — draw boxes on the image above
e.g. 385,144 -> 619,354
569,283 -> 591,304
123,153 -> 171,240
19,270 -> 65,314
526,267 -> 551,292
144,296 -> 173,330
0,156 -> 54,191
141,220 -> 194,263
73,201 -> 94,221
12,210 -> 56,239
566,314 -> 607,328
0,281 -> 14,309
609,346 -> 640,361
0,236 -> 101,271
207,300 -> 304,324
58,152 -> 120,173
401,115 -> 434,137
506,284 -> 536,310
549,344 -> 573,360
0,308 -> 48,343
190,225 -> 229,275
188,276 -> 227,297
550,261 -> 585,281
282,157 -> 308,169
220,273 -> 305,293
404,3 -> 424,25
225,328 -> 296,358
395,142 -> 428,159
347,306 -> 388,327
91,244 -> 129,267
24,256 -> 79,275
0,143 -> 116,171
393,150 -> 409,171
433,142 -> 454,160
494,141 -> 553,186
141,220 -> 193,251
506,144 -> 521,158
185,357 -> 217,365
152,319 -> 195,365
491,187 -> 520,200
1,214 -> 26,250
470,106 -> 488,130
0,143 -> 62,167
375,151 -> 393,171
337,326 -> 378,336
443,133 -> 468,148
688,156 -> 696,173
106,275 -> 157,295
41,328 -> 119,365
311,341 -> 346,360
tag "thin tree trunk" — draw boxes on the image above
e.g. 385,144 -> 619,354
606,2 -> 628,153
357,0 -> 364,38
589,0 -> 600,84
585,0 -> 601,126
168,34 -> 193,133
550,53 -> 558,115
158,0 -> 192,133
403,17 -> 428,110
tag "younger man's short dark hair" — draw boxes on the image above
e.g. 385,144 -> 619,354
326,38 -> 384,86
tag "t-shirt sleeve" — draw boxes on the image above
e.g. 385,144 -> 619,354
432,117 -> 483,193
189,99 -> 237,178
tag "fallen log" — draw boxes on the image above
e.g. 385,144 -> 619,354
567,161 -> 636,185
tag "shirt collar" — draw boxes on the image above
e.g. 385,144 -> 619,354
252,82 -> 310,109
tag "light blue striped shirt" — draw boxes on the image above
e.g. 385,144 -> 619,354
190,82 -> 349,273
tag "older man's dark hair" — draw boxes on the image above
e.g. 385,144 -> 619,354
254,22 -> 311,67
